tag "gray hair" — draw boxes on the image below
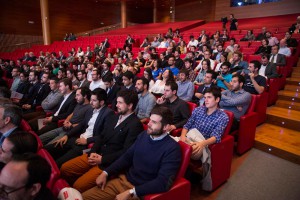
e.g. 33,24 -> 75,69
0,104 -> 22,126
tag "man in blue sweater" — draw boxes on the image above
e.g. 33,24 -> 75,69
82,106 -> 182,200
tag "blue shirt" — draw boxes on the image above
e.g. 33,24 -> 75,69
183,106 -> 229,143
0,127 -> 17,146
163,66 -> 179,76
152,69 -> 162,80
217,73 -> 232,90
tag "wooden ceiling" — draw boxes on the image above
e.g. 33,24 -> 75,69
0,0 -> 197,41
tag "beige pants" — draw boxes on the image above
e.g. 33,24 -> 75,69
82,174 -> 140,200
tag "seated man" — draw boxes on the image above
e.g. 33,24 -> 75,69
216,62 -> 232,90
219,75 -> 252,131
60,90 -> 144,193
82,106 -> 181,200
45,88 -> 113,168
156,81 -> 190,133
0,104 -> 22,146
259,54 -> 279,79
90,69 -> 106,91
230,51 -> 249,74
29,78 -> 77,135
23,77 -> 63,121
10,67 -> 20,92
77,70 -> 90,88
0,131 -> 38,170
194,70 -> 217,106
180,87 -> 229,158
39,87 -> 92,146
121,71 -> 135,91
243,60 -> 266,95
269,45 -> 286,66
177,69 -> 194,101
135,78 -> 156,123
0,153 -> 55,200
278,39 -> 291,57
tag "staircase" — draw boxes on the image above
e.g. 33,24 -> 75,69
255,62 -> 300,165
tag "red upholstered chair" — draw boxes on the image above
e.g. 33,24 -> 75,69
255,91 -> 268,125
267,78 -> 279,106
37,149 -> 61,190
208,110 -> 234,191
51,178 -> 70,198
247,55 -> 261,62
144,141 -> 192,200
231,95 -> 258,155
28,130 -> 43,150
20,119 -> 32,132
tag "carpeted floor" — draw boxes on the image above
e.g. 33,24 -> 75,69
216,149 -> 300,200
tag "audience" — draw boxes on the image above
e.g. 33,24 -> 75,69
269,45 -> 286,66
177,69 -> 194,101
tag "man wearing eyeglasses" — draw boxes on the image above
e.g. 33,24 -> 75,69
0,153 -> 55,200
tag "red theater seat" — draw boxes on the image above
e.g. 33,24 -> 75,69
144,141 -> 192,200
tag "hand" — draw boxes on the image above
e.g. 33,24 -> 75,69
88,153 -> 102,166
237,106 -> 243,112
43,117 -> 52,124
180,135 -> 186,142
166,125 -> 176,133
191,141 -> 205,155
249,72 -> 255,80
115,190 -> 131,200
76,137 -> 87,145
217,75 -> 223,80
96,172 -> 107,190
156,95 -> 166,104
53,135 -> 68,148
63,121 -> 72,128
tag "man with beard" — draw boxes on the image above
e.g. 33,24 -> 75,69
216,62 -> 232,90
219,75 -> 251,131
39,87 -> 92,146
135,78 -> 156,123
77,70 -> 90,88
60,90 -> 143,193
181,87 -> 229,158
82,106 -> 181,200
44,88 -> 113,168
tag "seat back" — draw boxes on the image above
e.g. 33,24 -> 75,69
20,119 -> 32,132
175,141 -> 192,179
37,149 -> 60,190
187,102 -> 197,115
223,110 -> 234,137
246,95 -> 257,114
28,130 -> 43,150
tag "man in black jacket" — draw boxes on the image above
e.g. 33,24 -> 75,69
60,90 -> 143,193
45,88 -> 114,168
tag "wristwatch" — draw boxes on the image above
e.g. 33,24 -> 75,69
129,189 -> 134,197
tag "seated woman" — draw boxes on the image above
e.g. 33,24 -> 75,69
241,30 -> 255,41
143,68 -> 155,90
177,40 -> 187,54
255,38 -> 271,55
150,69 -> 175,95
76,47 -> 84,58
144,53 -> 155,69
194,59 -> 211,86
215,52 -> 228,72
152,59 -> 163,80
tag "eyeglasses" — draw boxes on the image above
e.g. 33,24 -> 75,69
0,185 -> 27,199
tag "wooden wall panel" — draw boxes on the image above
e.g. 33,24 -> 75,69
175,0 -> 216,22
214,0 -> 300,21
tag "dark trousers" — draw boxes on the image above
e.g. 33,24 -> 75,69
44,137 -> 86,168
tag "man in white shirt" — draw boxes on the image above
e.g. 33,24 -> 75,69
45,88 -> 114,168
89,69 -> 106,91
187,35 -> 199,49
194,50 -> 215,72
278,39 -> 291,57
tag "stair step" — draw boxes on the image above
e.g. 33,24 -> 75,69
276,100 -> 300,111
255,123 -> 300,164
291,73 -> 300,78
286,78 -> 300,85
283,85 -> 300,92
278,90 -> 300,102
266,106 -> 300,131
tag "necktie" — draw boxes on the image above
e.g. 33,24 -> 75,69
270,55 -> 275,63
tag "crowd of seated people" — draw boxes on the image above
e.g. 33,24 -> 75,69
0,17 -> 299,198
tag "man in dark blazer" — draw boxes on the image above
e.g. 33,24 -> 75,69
77,70 -> 90,89
45,88 -> 114,168
103,75 -> 121,106
0,104 -> 22,146
21,72 -> 51,113
101,61 -> 113,80
60,90 -> 143,193
269,45 -> 286,66
260,55 -> 279,79
30,78 -> 77,135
